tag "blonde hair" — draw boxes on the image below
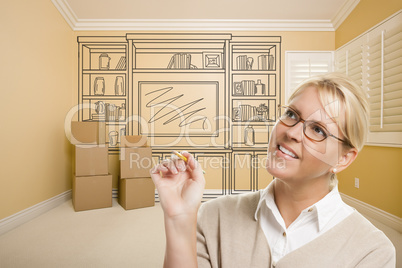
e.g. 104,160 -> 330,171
288,73 -> 370,188
289,72 -> 369,151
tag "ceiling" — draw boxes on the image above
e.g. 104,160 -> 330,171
52,0 -> 360,31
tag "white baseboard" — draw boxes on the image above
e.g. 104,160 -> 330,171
340,193 -> 402,233
0,190 -> 72,236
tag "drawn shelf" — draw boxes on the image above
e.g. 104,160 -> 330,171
82,95 -> 126,100
133,50 -> 226,71
129,34 -> 229,72
232,99 -> 276,123
231,44 -> 277,72
231,74 -> 277,97
83,70 -> 127,75
82,74 -> 126,96
81,99 -> 126,121
132,69 -> 225,73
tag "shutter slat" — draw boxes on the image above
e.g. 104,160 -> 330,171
370,98 -> 402,111
371,115 -> 402,126
384,23 -> 402,41
384,46 -> 402,63
384,72 -> 402,87
369,88 -> 402,103
367,50 -> 381,65
367,64 -> 381,76
384,56 -> 402,71
384,36 -> 402,54
367,73 -> 381,87
370,124 -> 402,132
372,106 -> 402,118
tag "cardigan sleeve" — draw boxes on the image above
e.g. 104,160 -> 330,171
355,235 -> 396,268
197,224 -> 212,268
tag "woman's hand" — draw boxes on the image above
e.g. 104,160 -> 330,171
150,151 -> 205,219
150,151 -> 204,268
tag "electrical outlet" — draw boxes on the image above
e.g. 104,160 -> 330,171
354,178 -> 359,188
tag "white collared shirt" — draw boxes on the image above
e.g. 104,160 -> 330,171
254,181 -> 354,264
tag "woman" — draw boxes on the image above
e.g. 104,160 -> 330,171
150,73 -> 396,268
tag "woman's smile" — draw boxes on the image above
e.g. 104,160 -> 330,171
276,144 -> 299,159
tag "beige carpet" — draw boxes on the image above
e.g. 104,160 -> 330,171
1,198 -> 400,268
0,199 -> 166,268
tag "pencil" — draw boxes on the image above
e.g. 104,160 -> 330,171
172,151 -> 206,174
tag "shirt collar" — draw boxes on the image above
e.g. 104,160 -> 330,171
254,181 -> 344,231
311,184 -> 344,230
254,182 -> 275,221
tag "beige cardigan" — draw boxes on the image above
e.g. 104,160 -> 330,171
197,191 -> 395,268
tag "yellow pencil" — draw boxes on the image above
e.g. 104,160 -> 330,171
172,151 -> 206,174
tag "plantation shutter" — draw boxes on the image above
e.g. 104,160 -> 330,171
367,13 -> 402,132
335,36 -> 365,88
335,11 -> 402,147
285,52 -> 333,103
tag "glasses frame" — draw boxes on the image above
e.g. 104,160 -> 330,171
277,105 -> 351,146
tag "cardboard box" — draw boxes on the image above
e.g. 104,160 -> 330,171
72,174 -> 112,212
75,145 -> 109,176
71,121 -> 106,145
118,177 -> 155,210
120,147 -> 153,178
120,135 -> 149,148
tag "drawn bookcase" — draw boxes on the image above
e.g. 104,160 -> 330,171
229,36 -> 280,193
77,34 -> 281,198
78,37 -> 129,149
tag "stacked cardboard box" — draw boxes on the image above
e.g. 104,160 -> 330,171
71,121 -> 112,212
119,135 -> 155,210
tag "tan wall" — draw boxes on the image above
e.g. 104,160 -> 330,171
339,146 -> 402,217
0,0 -> 74,220
335,0 -> 402,48
335,1 -> 402,217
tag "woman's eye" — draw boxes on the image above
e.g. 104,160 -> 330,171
311,124 -> 327,137
285,110 -> 297,119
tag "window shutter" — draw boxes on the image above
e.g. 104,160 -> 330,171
335,10 -> 402,147
335,36 -> 364,88
367,12 -> 402,133
285,52 -> 333,103
347,42 -> 364,88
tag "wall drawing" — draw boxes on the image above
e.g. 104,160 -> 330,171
139,81 -> 219,136
77,33 -> 281,199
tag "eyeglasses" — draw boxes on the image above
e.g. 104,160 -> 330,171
277,105 -> 351,146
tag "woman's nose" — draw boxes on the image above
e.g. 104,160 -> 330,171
286,121 -> 304,142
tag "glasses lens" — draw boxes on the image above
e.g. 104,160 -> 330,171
279,106 -> 299,126
304,121 -> 328,141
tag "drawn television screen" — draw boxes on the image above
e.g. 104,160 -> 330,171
139,81 -> 219,136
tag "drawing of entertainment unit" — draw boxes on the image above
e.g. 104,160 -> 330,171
77,34 -> 281,194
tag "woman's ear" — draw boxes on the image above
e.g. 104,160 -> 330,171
334,147 -> 358,173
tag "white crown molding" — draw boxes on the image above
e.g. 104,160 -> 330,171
51,0 -> 335,31
51,0 -> 78,29
72,19 -> 335,32
0,190 -> 72,236
332,0 -> 360,30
